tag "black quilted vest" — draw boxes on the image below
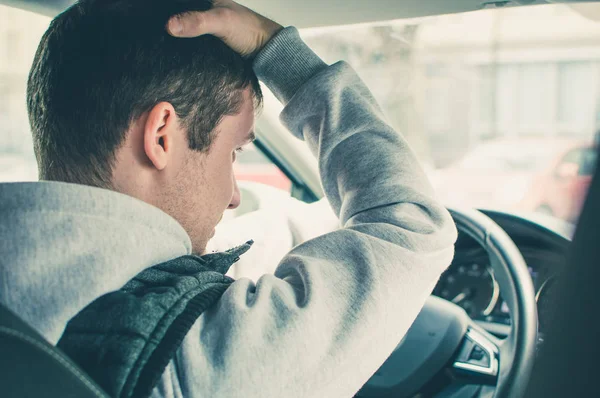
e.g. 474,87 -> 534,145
57,241 -> 253,398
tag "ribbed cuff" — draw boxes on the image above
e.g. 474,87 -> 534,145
253,27 -> 328,106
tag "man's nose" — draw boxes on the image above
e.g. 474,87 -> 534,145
228,179 -> 241,209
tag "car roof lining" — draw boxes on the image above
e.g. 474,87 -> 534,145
0,0 -> 589,28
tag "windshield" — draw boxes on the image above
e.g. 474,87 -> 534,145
260,3 -> 600,223
1,3 -> 599,224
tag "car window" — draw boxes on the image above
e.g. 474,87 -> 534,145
272,3 -> 600,223
235,143 -> 291,192
0,6 -> 49,182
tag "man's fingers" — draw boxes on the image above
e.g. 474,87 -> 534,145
166,0 -> 281,56
168,11 -> 218,38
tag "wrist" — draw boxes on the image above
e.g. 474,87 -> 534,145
256,20 -> 284,56
265,20 -> 284,40
253,27 -> 327,105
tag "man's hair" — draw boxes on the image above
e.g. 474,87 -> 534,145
27,0 -> 262,187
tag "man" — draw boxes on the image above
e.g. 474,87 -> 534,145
0,0 -> 457,396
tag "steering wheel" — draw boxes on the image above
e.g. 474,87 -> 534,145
358,208 -> 538,398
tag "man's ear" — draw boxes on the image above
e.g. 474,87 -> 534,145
143,102 -> 178,171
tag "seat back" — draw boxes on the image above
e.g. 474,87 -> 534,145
0,303 -> 109,398
526,143 -> 600,396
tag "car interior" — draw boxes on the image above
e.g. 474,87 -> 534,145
1,0 -> 600,397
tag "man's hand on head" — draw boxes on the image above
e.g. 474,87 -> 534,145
166,0 -> 284,57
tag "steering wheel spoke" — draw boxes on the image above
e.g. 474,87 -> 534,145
451,327 -> 500,385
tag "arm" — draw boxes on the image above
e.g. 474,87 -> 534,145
169,7 -> 457,398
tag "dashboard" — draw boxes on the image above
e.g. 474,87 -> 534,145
432,210 -> 571,333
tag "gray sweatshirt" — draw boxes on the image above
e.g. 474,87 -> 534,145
0,27 -> 457,397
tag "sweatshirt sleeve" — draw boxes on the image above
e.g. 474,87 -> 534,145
173,27 -> 458,398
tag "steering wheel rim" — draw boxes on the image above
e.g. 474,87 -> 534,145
358,208 -> 538,398
452,208 -> 538,398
